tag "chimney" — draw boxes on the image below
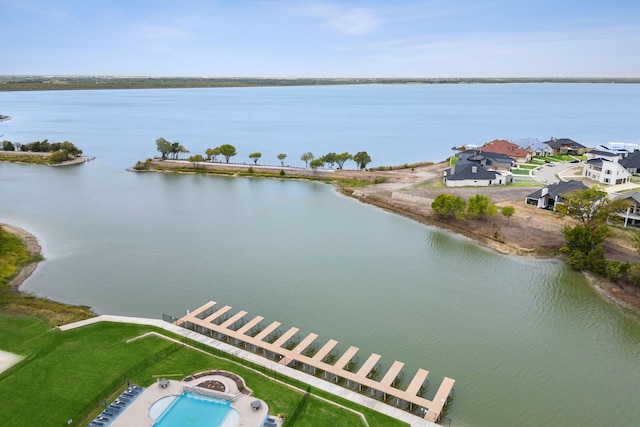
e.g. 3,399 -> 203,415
472,166 -> 477,173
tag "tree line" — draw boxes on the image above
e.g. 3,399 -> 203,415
155,138 -> 372,170
556,187 -> 640,289
1,139 -> 83,163
432,187 -> 640,291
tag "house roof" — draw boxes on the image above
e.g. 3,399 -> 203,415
458,150 -> 514,165
481,139 -> 531,158
526,180 -> 589,200
516,138 -> 544,152
543,138 -> 585,150
445,163 -> 498,181
615,191 -> 640,204
589,150 -> 620,158
586,158 -> 604,167
620,151 -> 640,168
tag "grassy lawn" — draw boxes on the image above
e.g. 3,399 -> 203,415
508,180 -> 543,187
0,317 -> 407,427
515,164 -> 538,170
511,169 -> 532,175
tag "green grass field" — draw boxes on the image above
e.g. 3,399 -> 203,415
0,317 -> 407,427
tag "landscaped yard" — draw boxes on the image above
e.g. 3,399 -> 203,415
511,169 -> 532,175
0,317 -> 406,427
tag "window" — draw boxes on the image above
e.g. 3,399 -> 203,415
605,170 -> 611,175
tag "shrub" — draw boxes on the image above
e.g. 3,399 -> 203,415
432,194 -> 467,220
279,169 -> 285,176
133,159 -> 151,171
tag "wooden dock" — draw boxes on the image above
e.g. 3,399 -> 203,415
177,300 -> 455,422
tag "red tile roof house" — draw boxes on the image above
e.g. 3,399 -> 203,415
481,139 -> 532,163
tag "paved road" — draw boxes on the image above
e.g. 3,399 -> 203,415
533,162 -> 579,184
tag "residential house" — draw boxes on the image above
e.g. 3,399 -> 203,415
620,151 -> 640,175
481,139 -> 532,163
443,163 -> 510,187
585,149 -> 621,161
542,137 -> 586,156
457,150 -> 515,170
582,152 -> 631,185
525,180 -> 588,211
517,138 -> 550,157
615,192 -> 640,227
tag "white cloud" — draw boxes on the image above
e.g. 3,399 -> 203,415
304,2 -> 379,35
328,8 -> 378,35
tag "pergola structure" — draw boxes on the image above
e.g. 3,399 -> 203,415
176,301 -> 455,423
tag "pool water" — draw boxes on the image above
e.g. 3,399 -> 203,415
153,392 -> 234,427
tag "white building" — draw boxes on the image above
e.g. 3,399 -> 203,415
582,153 -> 631,185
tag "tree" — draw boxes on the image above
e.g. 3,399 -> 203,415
59,141 -> 82,158
49,150 -> 71,163
557,187 -> 628,272
556,187 -> 627,230
170,142 -> 189,159
205,147 -> 221,162
633,231 -> 640,256
249,152 -> 262,165
277,153 -> 287,166
156,137 -> 172,159
627,263 -> 640,293
353,151 -> 372,170
431,194 -> 467,219
301,152 -> 314,168
335,152 -> 352,169
2,140 -> 14,151
188,154 -> 205,168
501,206 -> 515,225
310,158 -> 324,170
218,144 -> 237,163
323,152 -> 337,168
467,194 -> 497,219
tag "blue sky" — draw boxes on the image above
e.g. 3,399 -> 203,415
2,0 -> 639,77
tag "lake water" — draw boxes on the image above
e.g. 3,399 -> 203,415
1,84 -> 639,427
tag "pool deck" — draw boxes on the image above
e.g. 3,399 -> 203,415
60,314 -> 442,427
109,376 -> 269,427
0,349 -> 23,374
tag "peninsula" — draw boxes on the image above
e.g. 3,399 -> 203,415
133,157 -> 640,316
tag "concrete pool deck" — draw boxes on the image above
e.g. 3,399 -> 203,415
0,349 -> 23,374
109,376 -> 269,427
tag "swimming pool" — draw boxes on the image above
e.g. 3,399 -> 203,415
153,392 -> 239,427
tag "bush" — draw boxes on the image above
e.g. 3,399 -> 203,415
248,167 -> 254,174
467,194 -> 497,220
49,150 -> 71,164
133,159 -> 151,171
432,194 -> 467,220
279,169 -> 285,176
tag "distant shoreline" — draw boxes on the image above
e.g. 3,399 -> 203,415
1,76 -> 639,91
